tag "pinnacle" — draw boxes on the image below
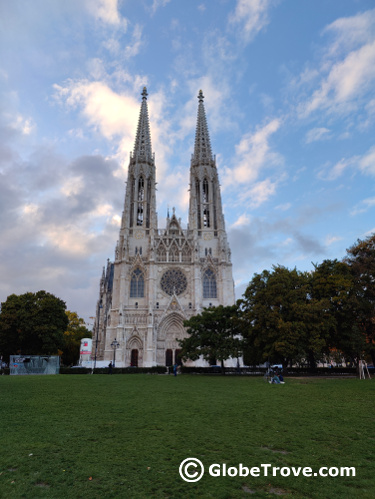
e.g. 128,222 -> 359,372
192,90 -> 213,165
133,87 -> 153,161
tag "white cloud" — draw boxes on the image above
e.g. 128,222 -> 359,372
325,235 -> 343,246
53,79 -> 141,165
318,158 -> 353,181
8,114 -> 36,136
276,202 -> 291,212
323,9 -> 375,58
318,146 -> 375,181
227,118 -> 282,185
231,213 -> 251,228
240,177 -> 278,208
85,0 -> 125,27
229,0 -> 276,43
150,0 -> 172,15
358,146 -> 375,176
366,99 -> 375,116
305,127 -> 331,144
124,24 -> 144,59
60,176 -> 85,197
53,78 -> 177,218
302,41 -> 375,116
298,9 -> 375,118
351,196 -> 375,216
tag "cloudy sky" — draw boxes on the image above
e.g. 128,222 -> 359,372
1,0 -> 375,324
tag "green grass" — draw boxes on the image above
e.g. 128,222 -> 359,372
0,374 -> 374,498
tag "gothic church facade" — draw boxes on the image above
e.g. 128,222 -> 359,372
93,88 -> 235,367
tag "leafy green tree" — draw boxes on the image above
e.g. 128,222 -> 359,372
0,291 -> 69,361
345,234 -> 375,364
240,266 -> 331,369
179,305 -> 242,374
62,311 -> 92,366
311,259 -> 365,365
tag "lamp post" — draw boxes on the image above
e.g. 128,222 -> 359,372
111,338 -> 120,368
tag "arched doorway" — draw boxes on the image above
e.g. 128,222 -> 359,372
157,313 -> 186,365
126,335 -> 143,367
131,349 -> 139,367
165,349 -> 173,367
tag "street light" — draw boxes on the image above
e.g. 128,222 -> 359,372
111,338 -> 120,368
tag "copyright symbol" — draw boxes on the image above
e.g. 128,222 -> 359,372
179,458 -> 204,482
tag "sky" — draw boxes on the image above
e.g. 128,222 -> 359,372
1,0 -> 375,325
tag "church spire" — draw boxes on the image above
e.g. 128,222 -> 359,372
188,90 -> 226,235
122,87 -> 157,232
192,90 -> 213,167
132,87 -> 153,162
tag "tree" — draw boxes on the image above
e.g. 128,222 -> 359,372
0,291 -> 69,361
62,311 -> 92,366
240,266 -> 331,369
345,234 -> 375,365
311,259 -> 365,365
179,305 -> 242,374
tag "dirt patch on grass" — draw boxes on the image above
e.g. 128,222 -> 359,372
262,446 -> 289,454
35,482 -> 50,489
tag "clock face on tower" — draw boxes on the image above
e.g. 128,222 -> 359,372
160,268 -> 187,296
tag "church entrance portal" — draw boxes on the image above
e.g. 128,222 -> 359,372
157,314 -> 186,366
131,349 -> 139,367
165,349 -> 173,366
126,335 -> 143,367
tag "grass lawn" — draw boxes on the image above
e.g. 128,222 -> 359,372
0,374 -> 374,498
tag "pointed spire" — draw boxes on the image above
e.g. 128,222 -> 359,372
133,87 -> 153,162
192,90 -> 213,166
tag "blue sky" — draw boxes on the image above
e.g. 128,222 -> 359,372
1,0 -> 375,324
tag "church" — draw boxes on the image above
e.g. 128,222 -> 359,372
92,88 -> 235,368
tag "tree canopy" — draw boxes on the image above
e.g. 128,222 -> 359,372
0,290 -> 69,361
179,305 -> 242,373
62,311 -> 92,366
239,266 -> 332,369
345,234 -> 375,364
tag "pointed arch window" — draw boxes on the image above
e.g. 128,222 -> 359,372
203,269 -> 217,298
157,245 -> 167,262
182,245 -> 191,263
196,179 -> 201,230
212,182 -> 218,230
137,176 -> 144,226
138,177 -> 145,201
203,208 -> 210,227
130,268 -> 144,298
130,176 -> 135,227
203,178 -> 210,227
169,243 -> 179,262
203,178 -> 209,203
146,178 -> 151,228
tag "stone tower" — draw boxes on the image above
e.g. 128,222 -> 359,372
93,88 -> 235,368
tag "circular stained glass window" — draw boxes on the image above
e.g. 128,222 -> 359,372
160,268 -> 187,296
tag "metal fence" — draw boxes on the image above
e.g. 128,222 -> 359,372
9,355 -> 60,375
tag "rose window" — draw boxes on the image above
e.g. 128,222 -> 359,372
160,268 -> 187,296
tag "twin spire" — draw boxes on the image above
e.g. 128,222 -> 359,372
133,87 -> 153,162
132,87 -> 213,167
192,90 -> 213,166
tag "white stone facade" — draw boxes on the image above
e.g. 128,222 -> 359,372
93,89 -> 235,367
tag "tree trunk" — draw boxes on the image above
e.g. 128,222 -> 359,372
220,359 -> 226,375
307,350 -> 316,370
